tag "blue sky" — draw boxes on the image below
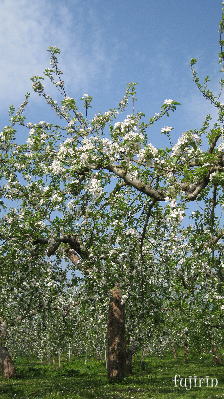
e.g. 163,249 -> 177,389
0,0 -> 222,146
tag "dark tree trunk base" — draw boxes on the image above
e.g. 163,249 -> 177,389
0,347 -> 15,378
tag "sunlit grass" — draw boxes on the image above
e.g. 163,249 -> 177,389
0,353 -> 223,399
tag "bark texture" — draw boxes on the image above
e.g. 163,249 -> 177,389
107,287 -> 126,382
0,347 -> 15,378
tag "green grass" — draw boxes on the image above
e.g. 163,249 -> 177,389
0,353 -> 223,399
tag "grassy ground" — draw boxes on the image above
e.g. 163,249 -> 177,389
0,353 -> 223,399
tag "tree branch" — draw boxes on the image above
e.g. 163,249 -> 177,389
107,165 -> 165,200
34,235 -> 88,259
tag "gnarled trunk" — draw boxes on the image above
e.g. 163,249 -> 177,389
107,287 -> 126,382
0,347 -> 15,378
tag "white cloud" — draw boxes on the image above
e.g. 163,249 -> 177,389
0,0 -> 111,109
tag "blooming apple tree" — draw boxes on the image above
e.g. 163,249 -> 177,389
0,8 -> 224,362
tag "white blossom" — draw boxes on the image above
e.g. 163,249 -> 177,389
88,177 -> 103,197
125,228 -> 137,236
121,294 -> 128,305
51,159 -> 64,174
171,132 -> 201,156
163,99 -> 174,105
217,142 -> 224,151
161,126 -> 173,133
123,130 -> 144,141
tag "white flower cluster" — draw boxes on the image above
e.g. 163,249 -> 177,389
161,126 -> 173,133
0,126 -> 14,142
82,137 -> 99,149
91,109 -> 118,128
168,208 -> 185,222
51,159 -> 64,175
113,115 -> 140,134
138,143 -> 158,162
125,228 -> 139,237
77,132 -> 145,166
67,199 -> 76,210
209,171 -> 218,181
37,121 -> 51,127
217,142 -> 224,152
3,182 -> 20,198
27,131 -> 47,146
81,93 -> 90,100
58,138 -> 75,158
165,198 -> 185,222
51,193 -> 63,208
55,81 -> 64,87
172,132 -> 201,156
121,294 -> 128,305
119,98 -> 127,108
76,139 -> 100,166
123,127 -> 144,142
100,138 -> 122,160
163,99 -> 174,105
63,97 -> 74,102
88,177 -> 103,197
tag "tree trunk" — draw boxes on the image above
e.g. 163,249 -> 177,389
0,318 -> 7,347
0,347 -> 15,378
183,341 -> 189,361
125,337 -> 138,375
172,344 -> 177,359
125,348 -> 133,375
107,287 -> 126,382
211,345 -> 223,365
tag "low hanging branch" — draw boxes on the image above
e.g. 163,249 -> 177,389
34,235 -> 88,262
